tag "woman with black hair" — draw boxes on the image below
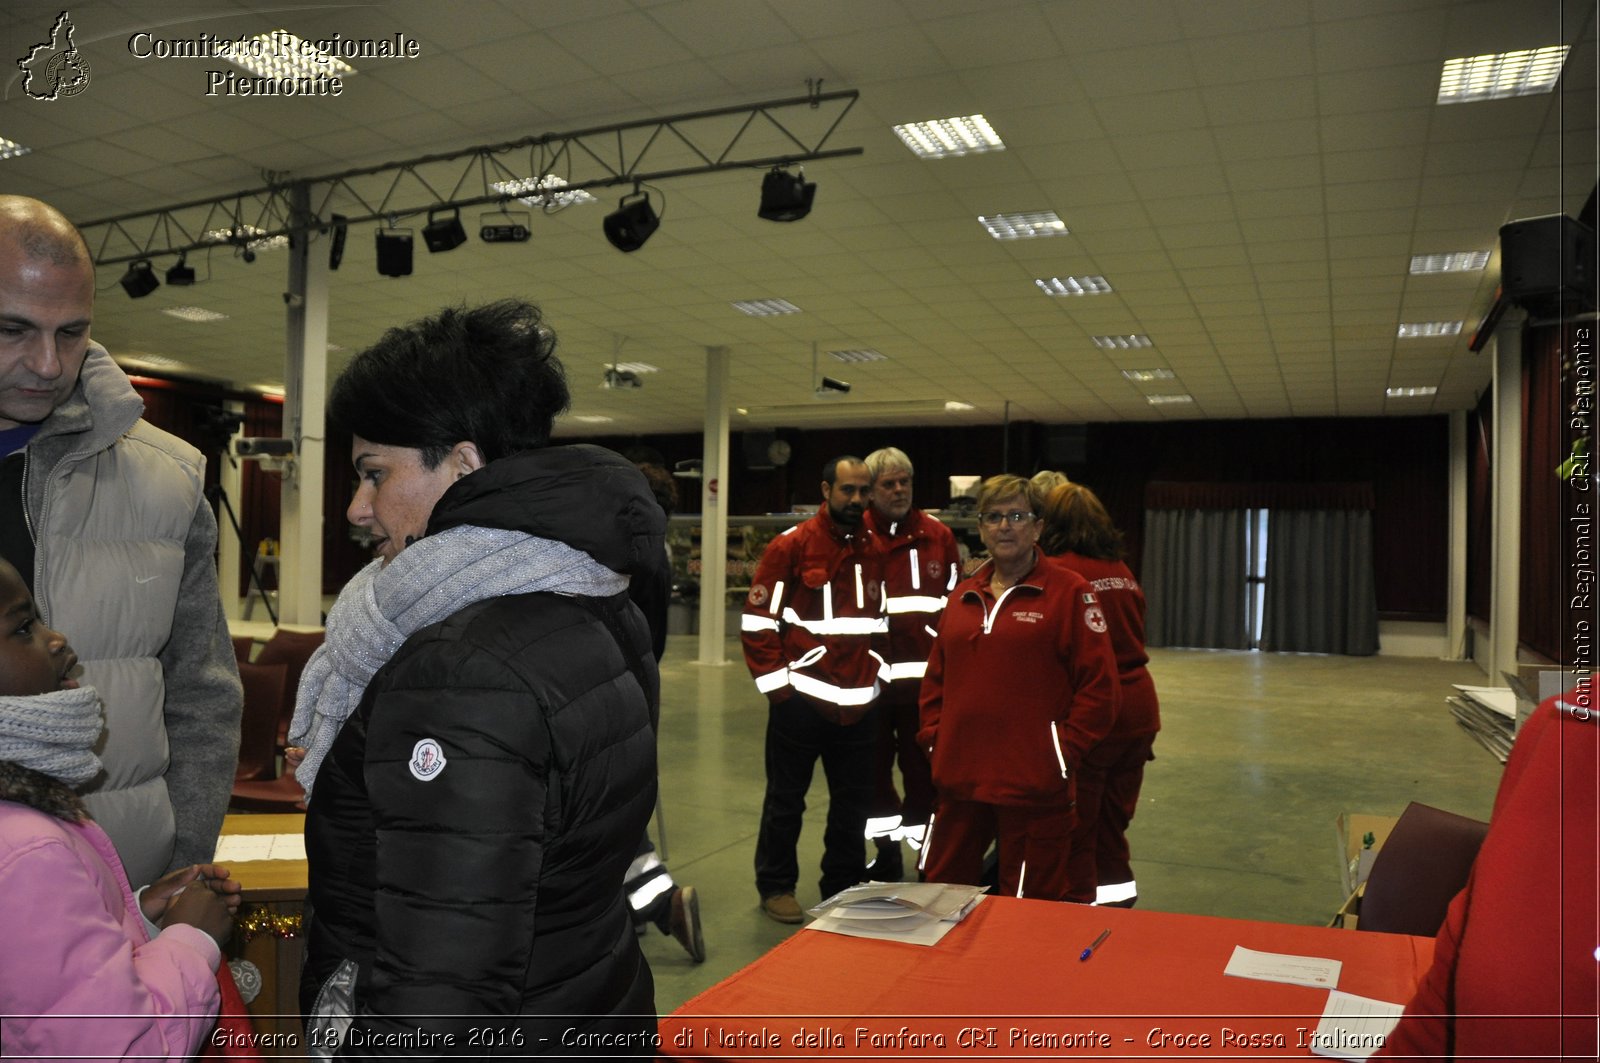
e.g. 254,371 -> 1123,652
291,299 -> 664,1057
1038,482 -> 1161,908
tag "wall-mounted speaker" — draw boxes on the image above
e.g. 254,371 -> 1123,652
1499,214 -> 1596,314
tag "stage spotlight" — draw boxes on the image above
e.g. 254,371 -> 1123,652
165,255 -> 195,286
120,259 -> 159,298
328,213 -> 348,270
423,207 -> 467,252
758,167 -> 816,222
375,228 -> 414,277
603,191 -> 659,252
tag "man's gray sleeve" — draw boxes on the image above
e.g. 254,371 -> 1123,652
157,491 -> 243,872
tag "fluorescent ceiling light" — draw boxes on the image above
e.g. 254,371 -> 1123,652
1409,251 -> 1490,274
203,224 -> 288,253
892,115 -> 1004,158
1036,276 -> 1112,297
611,361 -> 659,374
944,401 -> 975,412
1397,321 -> 1463,338
1122,368 -> 1175,381
492,175 -> 596,207
1095,335 -> 1153,349
0,136 -> 31,161
732,299 -> 802,316
230,30 -> 357,80
1146,394 -> 1194,405
161,306 -> 229,322
570,414 -> 615,423
1437,46 -> 1569,104
979,212 -> 1068,240
828,349 -> 887,363
1386,386 -> 1438,398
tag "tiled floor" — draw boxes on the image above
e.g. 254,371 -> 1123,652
639,637 -> 1505,1014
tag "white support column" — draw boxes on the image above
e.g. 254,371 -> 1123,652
1445,409 -> 1469,660
696,345 -> 732,666
1489,319 -> 1525,683
277,184 -> 330,627
217,406 -> 245,621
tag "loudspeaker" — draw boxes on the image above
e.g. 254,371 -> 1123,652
743,429 -> 777,470
1042,424 -> 1088,466
1499,214 -> 1596,313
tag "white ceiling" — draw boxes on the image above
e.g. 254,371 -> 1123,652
2,0 -> 1595,436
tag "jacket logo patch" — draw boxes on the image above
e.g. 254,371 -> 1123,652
1085,605 -> 1108,634
748,584 -> 769,607
1081,592 -> 1097,604
409,739 -> 447,782
926,559 -> 943,580
1013,609 -> 1045,624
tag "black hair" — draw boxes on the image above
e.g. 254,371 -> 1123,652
822,455 -> 865,486
328,299 -> 571,467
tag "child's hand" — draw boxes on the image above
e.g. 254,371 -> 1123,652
165,877 -> 237,947
141,864 -> 243,922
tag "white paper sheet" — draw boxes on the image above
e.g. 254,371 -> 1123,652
1308,990 -> 1405,1060
213,832 -> 306,863
1223,945 -> 1342,989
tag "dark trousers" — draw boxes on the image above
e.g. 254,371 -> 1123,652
754,694 -> 878,901
870,688 -> 935,828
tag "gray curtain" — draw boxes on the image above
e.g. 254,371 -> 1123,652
1142,508 -> 1249,649
1260,509 -> 1379,656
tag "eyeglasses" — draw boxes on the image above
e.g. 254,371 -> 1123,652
979,510 -> 1035,527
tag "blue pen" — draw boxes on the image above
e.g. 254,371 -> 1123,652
1078,928 -> 1112,962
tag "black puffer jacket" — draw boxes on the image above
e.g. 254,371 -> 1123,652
302,445 -> 664,1058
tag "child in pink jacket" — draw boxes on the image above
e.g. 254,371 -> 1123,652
0,556 -> 240,1060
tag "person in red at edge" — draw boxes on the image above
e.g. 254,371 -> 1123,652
861,447 -> 961,880
1375,677 -> 1598,1060
1039,482 -> 1160,907
917,474 -> 1118,900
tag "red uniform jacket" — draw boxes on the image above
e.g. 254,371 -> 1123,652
918,548 -> 1119,806
741,508 -> 888,714
1047,552 -> 1160,738
865,507 -> 961,692
1377,681 -> 1598,1059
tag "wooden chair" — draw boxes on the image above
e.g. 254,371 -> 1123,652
254,628 -> 325,749
234,661 -> 287,783
1358,801 -> 1489,937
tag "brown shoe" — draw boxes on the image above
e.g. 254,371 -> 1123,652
760,893 -> 804,924
669,886 -> 706,962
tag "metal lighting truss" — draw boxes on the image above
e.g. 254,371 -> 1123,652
77,87 -> 862,266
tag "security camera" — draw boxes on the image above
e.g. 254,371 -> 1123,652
814,376 -> 851,398
234,437 -> 295,458
283,292 -> 304,308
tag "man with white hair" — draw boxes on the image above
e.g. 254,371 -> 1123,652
862,447 -> 960,879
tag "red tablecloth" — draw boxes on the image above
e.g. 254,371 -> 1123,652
661,897 -> 1434,1060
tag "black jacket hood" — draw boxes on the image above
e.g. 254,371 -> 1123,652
425,443 -> 666,578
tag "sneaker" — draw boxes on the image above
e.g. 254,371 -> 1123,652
669,886 -> 706,963
760,893 -> 804,924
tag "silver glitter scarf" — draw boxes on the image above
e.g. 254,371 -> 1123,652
289,524 -> 628,800
0,686 -> 104,787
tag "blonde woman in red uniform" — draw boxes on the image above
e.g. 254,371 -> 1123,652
917,475 -> 1118,900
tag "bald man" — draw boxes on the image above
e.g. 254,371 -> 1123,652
0,195 -> 241,888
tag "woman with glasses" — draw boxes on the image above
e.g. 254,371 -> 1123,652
1039,482 -> 1160,908
916,474 -> 1119,900
290,300 -> 663,1056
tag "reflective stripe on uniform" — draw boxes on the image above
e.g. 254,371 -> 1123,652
741,614 -> 779,632
885,594 -> 947,615
790,671 -> 880,706
1050,721 -> 1069,778
865,814 -> 902,839
1095,880 -> 1138,905
779,608 -> 888,636
885,660 -> 928,681
908,547 -> 922,591
754,668 -> 790,693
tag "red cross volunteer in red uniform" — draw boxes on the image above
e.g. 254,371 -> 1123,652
742,456 -> 888,924
861,447 -> 960,878
918,474 -> 1119,901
